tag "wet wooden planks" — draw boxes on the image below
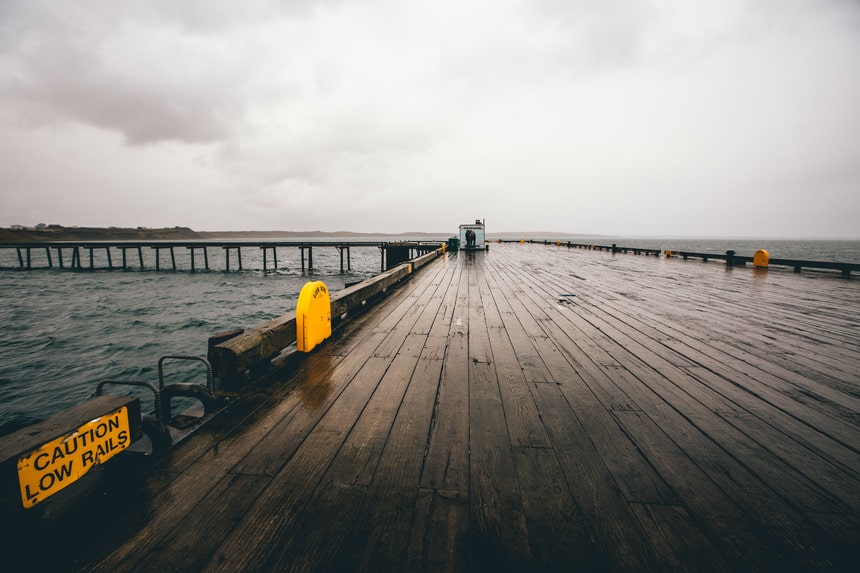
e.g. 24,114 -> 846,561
83,244 -> 859,571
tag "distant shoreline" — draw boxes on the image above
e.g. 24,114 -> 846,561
2,226 -> 855,243
0,225 -> 606,243
0,226 -> 443,243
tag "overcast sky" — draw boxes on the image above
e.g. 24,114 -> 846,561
1,0 -> 858,237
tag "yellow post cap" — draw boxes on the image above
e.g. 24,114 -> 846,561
753,249 -> 769,268
296,280 -> 331,352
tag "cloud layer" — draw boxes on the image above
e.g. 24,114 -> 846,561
1,0 -> 858,236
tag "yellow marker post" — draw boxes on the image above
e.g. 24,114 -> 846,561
297,280 -> 331,352
753,249 -> 770,267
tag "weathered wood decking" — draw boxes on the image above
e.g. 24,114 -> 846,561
41,245 -> 860,570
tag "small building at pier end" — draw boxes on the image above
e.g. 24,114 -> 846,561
459,219 -> 487,251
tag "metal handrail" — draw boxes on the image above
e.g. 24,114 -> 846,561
157,355 -> 214,393
96,379 -> 163,424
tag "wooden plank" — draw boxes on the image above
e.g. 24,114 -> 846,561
565,300 -> 858,515
468,285 -> 531,568
613,409 -> 835,570
477,267 -> 551,449
358,353 -> 445,570
133,473 -> 271,572
407,488 -> 469,572
526,317 -> 679,504
326,347 -> 423,487
269,482 -> 369,571
511,445 -> 598,569
629,503 -> 729,571
420,263 -> 469,492
203,357 -> 392,571
612,409 -> 773,570
92,342 -> 370,569
481,257 -> 553,384
529,382 -> 664,569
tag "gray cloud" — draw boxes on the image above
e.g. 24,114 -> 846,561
0,0 -> 858,236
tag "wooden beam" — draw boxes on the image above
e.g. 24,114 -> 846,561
209,249 -> 442,389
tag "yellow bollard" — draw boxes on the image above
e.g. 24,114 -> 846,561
296,280 -> 331,352
753,249 -> 769,268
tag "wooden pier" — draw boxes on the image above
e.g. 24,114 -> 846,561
8,243 -> 860,571
0,240 -> 442,273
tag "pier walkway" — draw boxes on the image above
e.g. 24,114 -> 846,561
58,244 -> 859,570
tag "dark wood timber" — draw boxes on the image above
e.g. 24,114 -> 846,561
18,244 -> 860,571
208,250 -> 440,390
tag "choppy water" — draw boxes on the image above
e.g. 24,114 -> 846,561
1,237 -> 857,435
0,242 -> 388,435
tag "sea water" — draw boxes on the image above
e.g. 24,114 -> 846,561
0,242 -> 388,435
1,237 -> 857,435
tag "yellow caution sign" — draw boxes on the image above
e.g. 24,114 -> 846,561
753,249 -> 769,267
17,406 -> 132,508
297,280 -> 332,352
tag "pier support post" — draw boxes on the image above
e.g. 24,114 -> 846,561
121,248 -> 127,269
190,248 -> 196,272
57,248 -> 64,268
45,247 -> 53,268
203,247 -> 209,270
106,247 -> 112,269
170,247 -> 177,270
138,247 -> 144,269
260,246 -> 278,272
